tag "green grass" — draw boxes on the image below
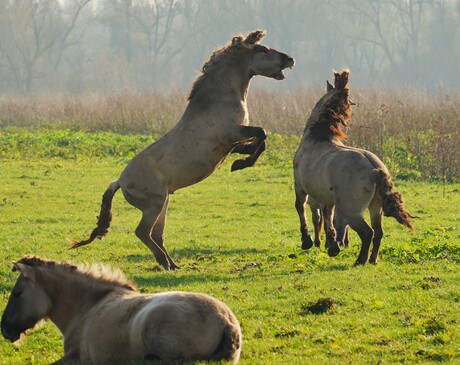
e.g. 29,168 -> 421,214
0,128 -> 459,364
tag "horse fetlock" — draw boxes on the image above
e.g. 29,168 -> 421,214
301,235 -> 314,250
369,255 -> 379,265
354,256 -> 368,266
327,243 -> 340,257
154,253 -> 171,271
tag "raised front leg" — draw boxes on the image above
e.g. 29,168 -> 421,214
230,126 -> 267,171
295,191 -> 314,250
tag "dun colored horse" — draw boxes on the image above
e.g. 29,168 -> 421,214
1,256 -> 242,364
72,30 -> 294,270
294,70 -> 413,265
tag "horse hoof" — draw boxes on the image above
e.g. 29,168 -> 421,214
327,244 -> 340,257
301,236 -> 314,250
231,160 -> 246,171
354,260 -> 367,266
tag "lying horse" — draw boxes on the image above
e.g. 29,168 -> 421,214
71,29 -> 294,270
1,256 -> 242,364
294,70 -> 413,265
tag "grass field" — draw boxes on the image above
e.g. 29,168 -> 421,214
0,129 -> 459,364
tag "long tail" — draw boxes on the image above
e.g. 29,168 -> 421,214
210,323 -> 242,364
70,181 -> 121,248
372,169 -> 414,231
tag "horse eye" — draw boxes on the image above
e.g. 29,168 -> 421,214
256,45 -> 269,53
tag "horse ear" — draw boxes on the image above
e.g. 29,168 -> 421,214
326,80 -> 334,92
231,35 -> 243,46
244,29 -> 266,44
334,70 -> 350,90
13,262 -> 36,281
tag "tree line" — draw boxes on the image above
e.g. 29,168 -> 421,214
0,0 -> 459,95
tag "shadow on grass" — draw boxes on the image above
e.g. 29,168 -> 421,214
125,247 -> 270,288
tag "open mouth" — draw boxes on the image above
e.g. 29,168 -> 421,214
277,58 -> 295,80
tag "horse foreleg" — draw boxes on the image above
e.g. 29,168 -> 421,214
295,191 -> 314,250
308,199 -> 323,248
230,126 -> 267,171
333,214 -> 349,248
151,196 -> 180,270
323,205 -> 340,257
231,141 -> 266,171
231,138 -> 260,155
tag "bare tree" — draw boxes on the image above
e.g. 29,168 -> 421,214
0,0 -> 91,94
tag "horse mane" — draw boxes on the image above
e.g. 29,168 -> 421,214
188,30 -> 266,101
307,70 -> 353,142
16,256 -> 137,292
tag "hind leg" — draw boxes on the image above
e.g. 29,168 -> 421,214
150,196 -> 180,270
295,189 -> 314,249
346,215 -> 374,265
132,193 -> 172,270
368,200 -> 383,264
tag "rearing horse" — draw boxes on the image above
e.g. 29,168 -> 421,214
294,70 -> 413,265
72,30 -> 295,270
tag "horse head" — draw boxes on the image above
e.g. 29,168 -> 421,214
232,29 -> 295,80
1,258 -> 52,342
306,69 -> 355,142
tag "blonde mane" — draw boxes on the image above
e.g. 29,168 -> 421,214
307,70 -> 352,142
16,256 -> 137,291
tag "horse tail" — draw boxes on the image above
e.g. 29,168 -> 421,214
372,169 -> 414,231
70,181 -> 121,248
210,322 -> 242,364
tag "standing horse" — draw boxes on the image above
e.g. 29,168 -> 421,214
71,30 -> 294,270
293,70 -> 413,265
1,256 -> 242,364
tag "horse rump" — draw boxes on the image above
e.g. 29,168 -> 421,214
209,323 -> 242,364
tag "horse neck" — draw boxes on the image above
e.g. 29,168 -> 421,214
192,55 -> 252,103
37,268 -> 118,335
302,120 -> 346,147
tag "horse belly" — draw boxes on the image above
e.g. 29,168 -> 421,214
121,137 -> 230,194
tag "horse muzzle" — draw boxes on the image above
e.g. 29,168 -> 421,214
1,320 -> 22,342
275,57 -> 295,80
